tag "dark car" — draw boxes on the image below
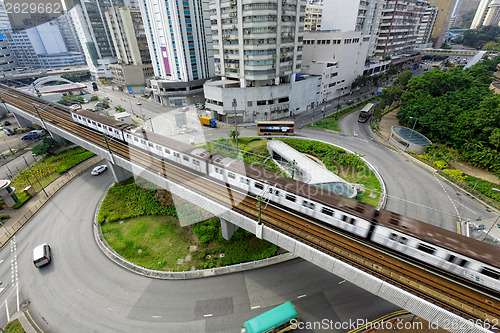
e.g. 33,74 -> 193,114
21,132 -> 39,140
4,128 -> 13,136
3,121 -> 10,126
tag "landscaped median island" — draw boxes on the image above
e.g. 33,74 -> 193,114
202,137 -> 382,206
2,146 -> 96,209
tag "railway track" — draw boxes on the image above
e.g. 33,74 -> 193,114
0,85 -> 499,331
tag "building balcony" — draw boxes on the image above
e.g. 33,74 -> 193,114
244,63 -> 276,71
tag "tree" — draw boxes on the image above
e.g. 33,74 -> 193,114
462,26 -> 500,50
115,105 -> 126,112
489,128 -> 500,149
386,64 -> 398,76
394,70 -> 412,88
31,137 -> 58,156
228,130 -> 239,140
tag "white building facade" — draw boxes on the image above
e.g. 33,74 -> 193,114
416,6 -> 438,46
321,0 -> 427,60
204,0 -> 320,123
471,0 -> 494,28
483,0 -> 500,27
301,31 -> 369,103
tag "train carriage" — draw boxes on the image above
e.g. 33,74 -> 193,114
69,102 -> 500,293
71,109 -> 131,141
217,158 -> 376,238
374,209 -> 500,291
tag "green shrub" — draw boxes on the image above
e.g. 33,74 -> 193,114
192,219 -> 220,244
97,184 -> 177,223
55,151 -> 95,174
12,193 -> 31,209
434,160 -> 449,170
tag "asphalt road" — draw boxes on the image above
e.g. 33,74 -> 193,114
0,167 -> 399,332
0,80 -> 495,331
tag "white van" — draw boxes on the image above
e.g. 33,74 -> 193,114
33,243 -> 51,268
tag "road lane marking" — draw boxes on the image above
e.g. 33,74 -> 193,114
203,314 -> 213,317
251,305 -> 260,310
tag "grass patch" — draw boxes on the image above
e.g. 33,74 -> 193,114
99,183 -> 278,271
101,215 -> 196,271
97,183 -> 176,223
4,319 -> 25,333
11,147 -> 95,192
12,192 -> 31,209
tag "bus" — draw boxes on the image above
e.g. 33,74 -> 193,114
257,121 -> 294,136
243,302 -> 299,333
358,103 -> 374,123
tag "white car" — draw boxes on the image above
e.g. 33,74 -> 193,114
136,101 -> 142,105
91,165 -> 108,176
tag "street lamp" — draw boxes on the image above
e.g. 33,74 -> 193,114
482,188 -> 500,241
232,98 -> 238,151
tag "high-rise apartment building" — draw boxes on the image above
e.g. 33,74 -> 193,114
321,0 -> 427,59
140,0 -> 214,106
305,0 -> 323,31
471,0 -> 494,28
476,0 -> 500,27
204,0 -> 321,123
106,6 -> 154,92
0,1 -> 17,74
428,0 -> 457,47
70,0 -> 124,79
417,6 -> 438,46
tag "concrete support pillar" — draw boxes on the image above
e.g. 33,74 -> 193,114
220,218 -> 239,241
49,132 -> 64,145
108,161 -> 133,183
13,113 -> 32,128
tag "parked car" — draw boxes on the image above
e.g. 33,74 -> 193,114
91,165 -> 108,176
3,121 -> 11,126
3,128 -> 14,136
21,129 -> 46,140
22,132 -> 39,140
136,101 -> 142,105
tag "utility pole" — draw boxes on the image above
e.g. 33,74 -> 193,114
232,98 -> 238,151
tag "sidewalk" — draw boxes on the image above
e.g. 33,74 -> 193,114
0,156 -> 102,331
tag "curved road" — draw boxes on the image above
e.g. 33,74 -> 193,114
0,103 -> 495,332
0,169 -> 398,332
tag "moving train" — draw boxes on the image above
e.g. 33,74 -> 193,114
71,108 -> 500,294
